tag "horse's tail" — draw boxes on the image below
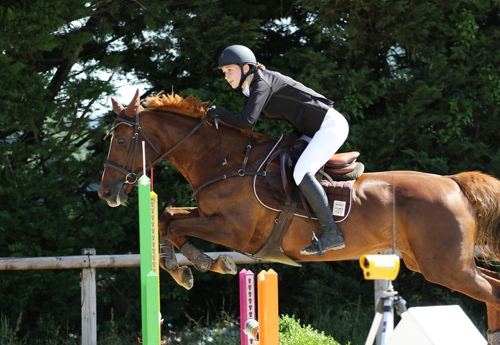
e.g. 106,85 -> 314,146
449,171 -> 500,262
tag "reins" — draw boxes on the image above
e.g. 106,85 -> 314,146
103,111 -> 209,184
103,109 -> 266,194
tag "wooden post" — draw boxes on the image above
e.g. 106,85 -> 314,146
81,248 -> 97,345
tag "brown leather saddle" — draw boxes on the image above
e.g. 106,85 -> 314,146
263,139 -> 364,206
251,136 -> 364,266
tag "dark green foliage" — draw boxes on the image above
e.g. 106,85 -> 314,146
1,0 -> 499,341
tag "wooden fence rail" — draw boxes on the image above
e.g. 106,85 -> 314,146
0,251 -> 265,271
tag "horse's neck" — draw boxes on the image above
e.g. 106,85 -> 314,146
151,111 -> 275,187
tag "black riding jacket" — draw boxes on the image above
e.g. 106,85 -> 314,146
216,69 -> 334,138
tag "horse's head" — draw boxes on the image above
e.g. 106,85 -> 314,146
98,89 -> 160,207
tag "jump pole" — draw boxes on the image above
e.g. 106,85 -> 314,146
138,141 -> 161,344
258,269 -> 279,345
239,269 -> 256,345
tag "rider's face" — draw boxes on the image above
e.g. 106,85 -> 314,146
221,64 -> 249,89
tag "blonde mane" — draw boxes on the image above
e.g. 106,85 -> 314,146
144,91 -> 208,118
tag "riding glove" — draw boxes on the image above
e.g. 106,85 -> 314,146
207,107 -> 223,119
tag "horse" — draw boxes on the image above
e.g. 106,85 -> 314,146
99,89 -> 500,344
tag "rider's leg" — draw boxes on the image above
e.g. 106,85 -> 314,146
299,172 -> 345,255
293,108 -> 349,255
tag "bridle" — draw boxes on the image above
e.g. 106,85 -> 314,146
103,110 -> 209,185
103,109 -> 264,197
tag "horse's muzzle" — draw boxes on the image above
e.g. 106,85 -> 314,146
98,184 -> 128,207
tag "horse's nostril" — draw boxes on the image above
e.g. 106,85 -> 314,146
104,188 -> 112,196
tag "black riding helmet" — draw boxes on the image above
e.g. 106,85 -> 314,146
216,45 -> 257,87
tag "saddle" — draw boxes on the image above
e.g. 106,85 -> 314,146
265,138 -> 364,204
251,135 -> 365,266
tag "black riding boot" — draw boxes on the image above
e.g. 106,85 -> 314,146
299,172 -> 345,255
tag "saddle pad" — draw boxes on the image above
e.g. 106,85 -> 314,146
253,174 -> 354,223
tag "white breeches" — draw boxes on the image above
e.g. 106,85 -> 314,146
293,108 -> 349,185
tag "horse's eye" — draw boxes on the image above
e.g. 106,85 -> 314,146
116,138 -> 126,146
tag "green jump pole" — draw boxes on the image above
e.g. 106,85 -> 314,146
138,141 -> 161,344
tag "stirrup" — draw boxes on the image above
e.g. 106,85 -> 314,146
316,239 -> 325,257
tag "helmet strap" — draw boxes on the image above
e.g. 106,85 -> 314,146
238,64 -> 256,88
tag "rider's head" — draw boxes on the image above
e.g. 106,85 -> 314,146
216,45 -> 257,88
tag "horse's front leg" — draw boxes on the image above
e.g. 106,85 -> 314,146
158,207 -> 199,290
159,206 -> 199,269
167,214 -> 237,277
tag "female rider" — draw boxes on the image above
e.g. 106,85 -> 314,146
207,45 -> 349,256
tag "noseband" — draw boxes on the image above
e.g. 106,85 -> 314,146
103,111 -> 209,184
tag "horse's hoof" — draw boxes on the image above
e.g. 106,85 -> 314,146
219,254 -> 237,275
488,330 -> 500,345
162,258 -> 179,271
177,266 -> 194,290
194,256 -> 213,272
166,266 -> 194,290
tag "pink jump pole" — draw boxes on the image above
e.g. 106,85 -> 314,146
239,269 -> 256,345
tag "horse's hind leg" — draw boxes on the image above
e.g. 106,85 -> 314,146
440,266 -> 500,344
440,267 -> 500,343
487,304 -> 500,345
417,254 -> 500,341
478,267 -> 500,344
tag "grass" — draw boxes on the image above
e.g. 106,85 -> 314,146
1,314 -> 26,345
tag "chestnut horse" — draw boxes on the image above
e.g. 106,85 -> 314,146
99,90 -> 500,343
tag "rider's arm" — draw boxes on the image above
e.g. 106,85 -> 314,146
215,77 -> 273,129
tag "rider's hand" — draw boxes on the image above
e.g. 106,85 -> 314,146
207,107 -> 222,119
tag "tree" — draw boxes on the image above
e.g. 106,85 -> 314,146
293,0 -> 500,174
0,0 -> 175,337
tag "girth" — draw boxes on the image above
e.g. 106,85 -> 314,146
253,199 -> 303,267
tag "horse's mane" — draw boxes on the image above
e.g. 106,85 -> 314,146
143,90 -> 267,140
143,91 -> 208,118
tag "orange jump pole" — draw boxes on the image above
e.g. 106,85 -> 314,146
258,269 -> 279,345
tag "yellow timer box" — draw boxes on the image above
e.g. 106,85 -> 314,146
359,254 -> 400,281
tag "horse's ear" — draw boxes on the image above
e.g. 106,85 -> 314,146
110,97 -> 124,115
124,89 -> 141,118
